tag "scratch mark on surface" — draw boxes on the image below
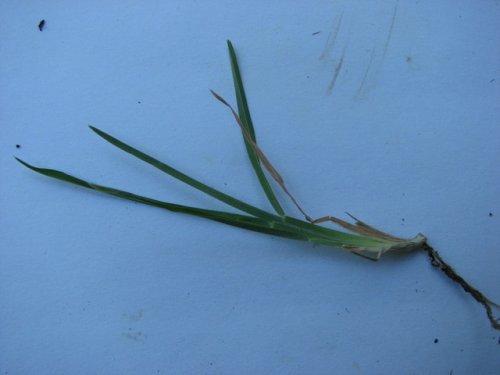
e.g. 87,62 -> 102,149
122,309 -> 143,321
381,1 -> 399,61
123,330 -> 146,342
326,45 -> 346,95
355,48 -> 376,98
320,13 -> 343,60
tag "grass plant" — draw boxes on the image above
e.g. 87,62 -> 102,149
17,41 -> 499,330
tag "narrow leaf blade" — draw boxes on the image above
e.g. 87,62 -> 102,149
88,126 -> 279,222
227,40 -> 285,216
16,158 -> 310,241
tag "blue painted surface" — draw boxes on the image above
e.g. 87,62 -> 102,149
1,1 -> 499,374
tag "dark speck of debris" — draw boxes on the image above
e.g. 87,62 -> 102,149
406,56 -> 412,63
137,101 -> 141,104
16,144 -> 21,149
489,212 -> 493,217
38,19 -> 45,31
490,79 -> 496,83
312,31 -> 321,36
401,218 -> 405,222
434,338 -> 439,344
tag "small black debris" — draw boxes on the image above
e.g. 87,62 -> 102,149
38,19 -> 45,31
312,31 -> 321,36
434,338 -> 439,344
16,144 -> 21,149
489,212 -> 493,217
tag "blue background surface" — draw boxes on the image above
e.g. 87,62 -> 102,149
1,1 -> 499,374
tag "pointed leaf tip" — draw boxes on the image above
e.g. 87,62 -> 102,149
88,125 -> 100,134
15,157 -> 31,169
15,156 -> 24,164
210,90 -> 229,106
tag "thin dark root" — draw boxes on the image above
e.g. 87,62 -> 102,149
423,243 -> 500,330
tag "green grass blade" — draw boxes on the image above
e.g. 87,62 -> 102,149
227,40 -> 285,217
227,40 -> 256,141
16,157 -> 390,250
284,215 -> 390,248
88,126 -> 280,223
16,158 -> 311,241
